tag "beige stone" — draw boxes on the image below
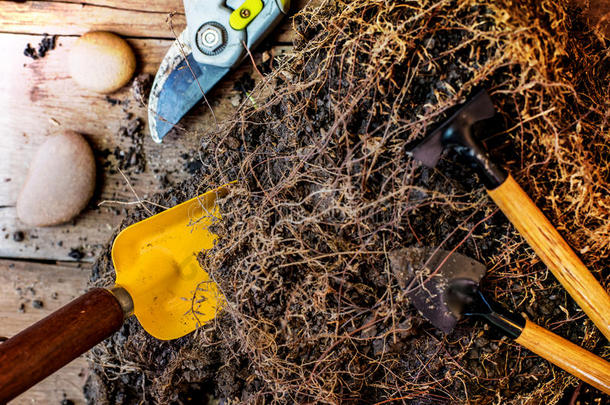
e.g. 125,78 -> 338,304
17,131 -> 96,227
68,31 -> 136,94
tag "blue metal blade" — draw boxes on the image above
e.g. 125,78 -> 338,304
156,58 -> 228,141
148,30 -> 230,143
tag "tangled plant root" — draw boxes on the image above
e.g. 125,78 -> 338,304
87,0 -> 609,404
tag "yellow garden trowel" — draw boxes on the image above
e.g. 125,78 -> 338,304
0,187 -> 228,403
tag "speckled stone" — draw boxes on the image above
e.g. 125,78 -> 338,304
17,131 -> 96,227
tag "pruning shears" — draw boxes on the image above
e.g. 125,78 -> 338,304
148,0 -> 290,143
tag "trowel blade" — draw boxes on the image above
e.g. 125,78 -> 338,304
409,129 -> 443,168
148,30 -> 230,143
389,247 -> 487,333
408,90 -> 496,167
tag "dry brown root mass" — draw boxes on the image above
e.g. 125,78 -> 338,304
86,0 -> 609,404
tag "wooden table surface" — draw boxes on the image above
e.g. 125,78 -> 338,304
0,1 -> 304,403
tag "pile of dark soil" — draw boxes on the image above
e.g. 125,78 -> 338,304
86,0 -> 609,403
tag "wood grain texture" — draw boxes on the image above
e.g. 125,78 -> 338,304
488,175 -> 610,341
0,32 -> 292,262
0,1 -> 186,38
0,259 -> 90,405
0,0 -> 307,262
45,0 -> 184,13
0,0 -> 304,42
0,34 -> 189,262
0,288 -> 124,404
516,319 -> 610,394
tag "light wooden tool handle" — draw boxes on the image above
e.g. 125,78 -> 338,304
0,288 -> 125,403
516,319 -> 610,394
488,174 -> 610,341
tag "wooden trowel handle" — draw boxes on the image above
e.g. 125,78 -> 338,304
516,320 -> 610,394
0,288 -> 125,403
488,174 -> 610,341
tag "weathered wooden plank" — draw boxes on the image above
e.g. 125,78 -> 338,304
0,1 -> 186,38
0,34 -> 197,262
0,259 -> 90,405
0,32 -> 281,201
49,0 -> 184,13
0,205 -> 115,263
0,0 -> 309,42
0,32 -> 292,262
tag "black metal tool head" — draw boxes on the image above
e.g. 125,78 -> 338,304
409,90 -> 507,189
389,247 -> 487,333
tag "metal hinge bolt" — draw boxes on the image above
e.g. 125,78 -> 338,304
196,22 -> 227,55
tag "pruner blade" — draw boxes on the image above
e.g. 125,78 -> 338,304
148,30 -> 230,143
148,0 -> 288,143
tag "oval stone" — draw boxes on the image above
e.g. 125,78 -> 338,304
68,31 -> 136,94
17,131 -> 96,227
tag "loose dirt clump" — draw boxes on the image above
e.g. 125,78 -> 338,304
86,1 -> 609,404
132,73 -> 153,107
23,33 -> 57,60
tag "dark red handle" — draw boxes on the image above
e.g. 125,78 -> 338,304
0,288 -> 125,403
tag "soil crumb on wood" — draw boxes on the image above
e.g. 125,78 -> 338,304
131,73 -> 153,106
68,248 -> 84,260
23,34 -> 57,59
86,1 -> 610,404
114,117 -> 146,174
12,231 -> 25,242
